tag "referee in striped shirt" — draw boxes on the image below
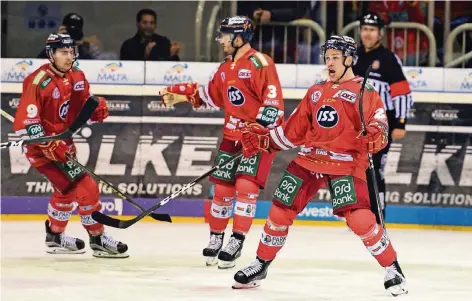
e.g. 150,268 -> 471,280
353,12 -> 414,223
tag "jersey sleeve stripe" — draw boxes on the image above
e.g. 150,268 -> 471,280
254,52 -> 269,66
269,126 -> 296,150
198,85 -> 218,108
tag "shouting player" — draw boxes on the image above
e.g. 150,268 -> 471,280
353,12 -> 414,223
160,16 -> 284,269
13,33 -> 129,258
233,36 -> 408,296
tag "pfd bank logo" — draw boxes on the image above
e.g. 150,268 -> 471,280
461,72 -> 472,90
406,68 -> 427,89
163,63 -> 193,84
97,62 -> 128,83
3,60 -> 34,82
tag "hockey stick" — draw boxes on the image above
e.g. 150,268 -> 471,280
65,154 -> 172,223
359,65 -> 385,228
0,96 -> 98,149
0,107 -> 171,223
91,152 -> 243,229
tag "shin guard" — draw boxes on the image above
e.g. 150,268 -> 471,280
346,209 -> 396,267
256,204 -> 297,261
233,179 -> 259,234
75,175 -> 103,234
48,190 -> 75,233
209,184 -> 236,233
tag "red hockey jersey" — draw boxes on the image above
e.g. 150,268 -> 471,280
13,64 -> 91,167
198,48 -> 284,140
269,77 -> 388,181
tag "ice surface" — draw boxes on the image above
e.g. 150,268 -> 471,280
1,221 -> 471,301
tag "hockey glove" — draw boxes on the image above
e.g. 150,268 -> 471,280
358,122 -> 388,154
39,139 -> 70,162
159,82 -> 201,107
90,96 -> 109,123
241,123 -> 272,158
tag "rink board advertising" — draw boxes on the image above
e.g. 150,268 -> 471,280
2,91 -> 471,227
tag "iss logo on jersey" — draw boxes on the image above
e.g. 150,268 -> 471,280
227,86 -> 245,106
311,90 -> 322,103
59,100 -> 70,120
316,105 -> 338,128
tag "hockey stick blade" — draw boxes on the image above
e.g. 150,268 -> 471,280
91,152 -> 243,229
0,96 -> 98,149
65,154 -> 172,223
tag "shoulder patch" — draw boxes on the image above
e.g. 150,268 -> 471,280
32,70 -> 46,85
249,52 -> 269,69
40,76 -> 52,89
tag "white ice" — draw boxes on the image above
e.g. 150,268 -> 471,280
1,221 -> 471,301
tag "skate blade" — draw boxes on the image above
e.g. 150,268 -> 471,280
205,256 -> 218,267
232,280 -> 261,289
218,260 -> 236,269
92,250 -> 129,259
387,283 -> 408,297
46,247 -> 86,255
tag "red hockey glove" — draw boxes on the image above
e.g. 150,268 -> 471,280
241,123 -> 271,158
39,139 -> 70,162
90,96 -> 109,123
159,82 -> 201,107
358,122 -> 388,154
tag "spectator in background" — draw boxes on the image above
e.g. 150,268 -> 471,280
37,13 -> 113,60
120,8 -> 180,61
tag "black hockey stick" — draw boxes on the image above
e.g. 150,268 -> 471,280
65,154 -> 172,223
0,96 -> 99,149
91,152 -> 243,229
359,65 -> 385,228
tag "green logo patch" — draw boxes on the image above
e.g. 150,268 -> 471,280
55,160 -> 86,182
273,171 -> 303,206
26,124 -> 45,139
249,56 -> 262,69
236,153 -> 261,176
40,77 -> 52,89
330,176 -> 358,210
259,106 -> 279,125
212,150 -> 239,182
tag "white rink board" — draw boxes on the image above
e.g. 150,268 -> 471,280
1,221 -> 472,301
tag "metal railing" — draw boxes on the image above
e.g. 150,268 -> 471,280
341,21 -> 437,67
205,1 -> 222,62
194,0 -> 206,62
445,23 -> 472,68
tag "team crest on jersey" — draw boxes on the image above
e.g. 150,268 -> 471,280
333,89 -> 357,103
227,86 -> 245,106
53,87 -> 60,99
59,100 -> 70,121
311,90 -> 322,103
316,105 -> 338,128
238,69 -> 251,79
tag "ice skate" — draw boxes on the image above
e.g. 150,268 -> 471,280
217,232 -> 245,269
232,257 -> 272,289
384,260 -> 408,296
202,231 -> 224,266
89,232 -> 129,258
45,220 -> 85,254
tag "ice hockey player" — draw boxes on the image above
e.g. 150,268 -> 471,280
353,12 -> 414,223
233,35 -> 408,296
160,16 -> 284,269
13,33 -> 129,258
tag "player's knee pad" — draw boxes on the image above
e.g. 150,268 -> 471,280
345,208 -> 376,236
48,190 -> 75,230
234,179 -> 259,217
211,184 -> 236,219
74,175 -> 102,232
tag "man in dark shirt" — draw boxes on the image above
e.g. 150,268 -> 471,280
120,8 -> 180,61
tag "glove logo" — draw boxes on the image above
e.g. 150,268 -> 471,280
58,100 -> 70,121
227,86 -> 245,106
316,105 -> 338,128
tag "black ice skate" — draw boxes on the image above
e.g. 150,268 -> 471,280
202,231 -> 224,266
89,232 -> 129,258
217,232 -> 245,269
232,257 -> 272,289
384,260 -> 408,296
45,220 -> 85,254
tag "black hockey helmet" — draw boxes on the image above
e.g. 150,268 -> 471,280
321,35 -> 358,63
45,33 -> 78,60
217,15 -> 254,43
360,12 -> 385,29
